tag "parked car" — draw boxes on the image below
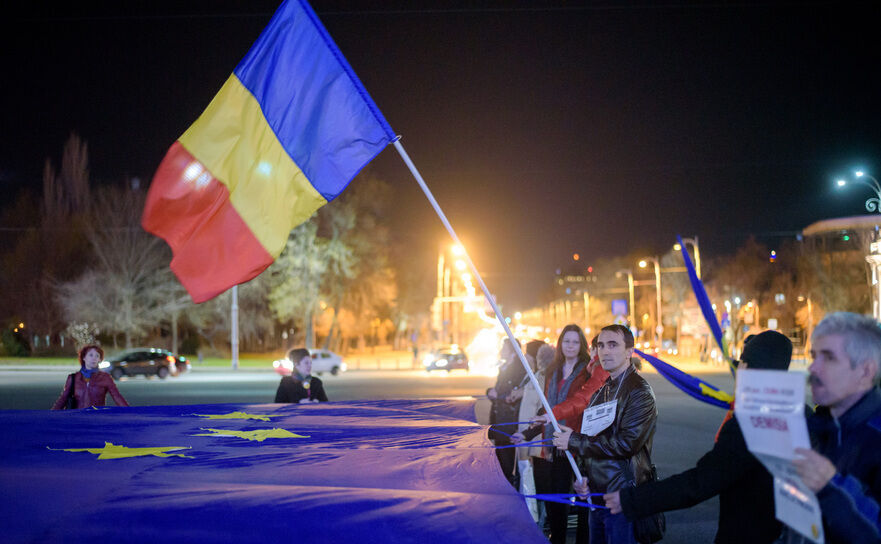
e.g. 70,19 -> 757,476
272,349 -> 347,377
422,346 -> 469,372
100,348 -> 190,380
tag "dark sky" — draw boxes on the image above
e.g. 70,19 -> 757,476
2,1 -> 881,309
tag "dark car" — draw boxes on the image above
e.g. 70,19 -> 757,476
422,346 -> 469,372
100,348 -> 190,380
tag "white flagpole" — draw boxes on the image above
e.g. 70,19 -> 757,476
392,139 -> 584,483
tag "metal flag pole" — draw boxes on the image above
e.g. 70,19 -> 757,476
392,139 -> 584,483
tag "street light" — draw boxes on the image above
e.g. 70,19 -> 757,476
639,256 -> 662,348
836,170 -> 881,213
615,268 -> 636,328
674,236 -> 701,279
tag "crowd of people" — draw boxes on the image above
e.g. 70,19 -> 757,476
49,312 -> 881,544
492,313 -> 881,544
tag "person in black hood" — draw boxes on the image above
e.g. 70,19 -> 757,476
603,329 -> 794,544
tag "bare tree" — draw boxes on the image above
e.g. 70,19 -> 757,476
56,185 -> 175,349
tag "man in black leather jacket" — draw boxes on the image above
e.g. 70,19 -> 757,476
554,324 -> 657,544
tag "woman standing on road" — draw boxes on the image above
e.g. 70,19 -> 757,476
274,348 -> 328,404
51,344 -> 129,410
515,325 -> 608,544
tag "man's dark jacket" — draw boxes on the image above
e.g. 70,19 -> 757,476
567,366 -> 657,493
619,414 -> 781,544
274,375 -> 328,403
805,387 -> 881,543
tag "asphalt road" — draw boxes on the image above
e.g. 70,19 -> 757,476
1,366 -> 736,542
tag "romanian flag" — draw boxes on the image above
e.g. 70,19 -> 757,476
142,0 -> 394,303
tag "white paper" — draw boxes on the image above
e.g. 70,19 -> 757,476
735,369 -> 824,544
581,399 -> 617,436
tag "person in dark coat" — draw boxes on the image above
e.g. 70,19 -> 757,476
783,312 -> 881,544
275,348 -> 328,404
51,344 -> 129,410
603,330 -> 794,544
487,338 -> 526,487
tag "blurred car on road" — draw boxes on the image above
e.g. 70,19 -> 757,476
422,345 -> 469,372
100,348 -> 190,380
273,349 -> 347,376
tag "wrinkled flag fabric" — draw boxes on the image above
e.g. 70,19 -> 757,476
142,0 -> 394,303
0,399 -> 545,544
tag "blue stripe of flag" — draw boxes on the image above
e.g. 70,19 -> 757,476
234,0 -> 395,201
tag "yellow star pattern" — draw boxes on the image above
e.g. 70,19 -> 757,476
47,442 -> 193,459
192,428 -> 310,442
188,411 -> 282,421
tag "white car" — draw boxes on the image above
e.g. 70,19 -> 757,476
272,349 -> 347,376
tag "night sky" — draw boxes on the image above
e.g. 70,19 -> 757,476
2,1 -> 880,309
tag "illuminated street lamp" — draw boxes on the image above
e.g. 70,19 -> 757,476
836,170 -> 881,213
639,257 -> 662,348
615,268 -> 636,328
674,236 -> 701,279
837,170 -> 881,322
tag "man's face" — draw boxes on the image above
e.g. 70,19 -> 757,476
809,334 -> 872,412
597,330 -> 632,376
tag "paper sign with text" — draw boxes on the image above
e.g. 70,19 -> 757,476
735,369 -> 824,544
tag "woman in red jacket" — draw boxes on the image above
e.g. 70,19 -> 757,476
51,344 -> 129,410
516,324 -> 608,544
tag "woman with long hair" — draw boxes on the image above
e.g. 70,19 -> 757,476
51,344 -> 129,409
519,325 -> 607,544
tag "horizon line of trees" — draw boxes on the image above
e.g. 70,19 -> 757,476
1,135 -> 872,358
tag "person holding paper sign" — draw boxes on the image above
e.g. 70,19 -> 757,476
782,312 -> 881,544
553,324 -> 657,544
603,330 -> 794,544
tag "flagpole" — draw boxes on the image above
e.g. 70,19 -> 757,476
392,139 -> 584,483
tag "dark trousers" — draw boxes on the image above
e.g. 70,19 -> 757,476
534,455 -> 589,544
589,508 -> 635,544
494,444 -> 518,488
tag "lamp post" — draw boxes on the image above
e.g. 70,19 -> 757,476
837,170 -> 881,322
674,236 -> 701,279
837,171 -> 881,213
616,268 -> 636,329
639,257 -> 662,348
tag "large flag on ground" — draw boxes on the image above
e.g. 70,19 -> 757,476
142,0 -> 395,303
0,399 -> 545,544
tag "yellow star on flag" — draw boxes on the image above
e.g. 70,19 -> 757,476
192,428 -> 310,442
188,411 -> 282,421
47,442 -> 193,460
